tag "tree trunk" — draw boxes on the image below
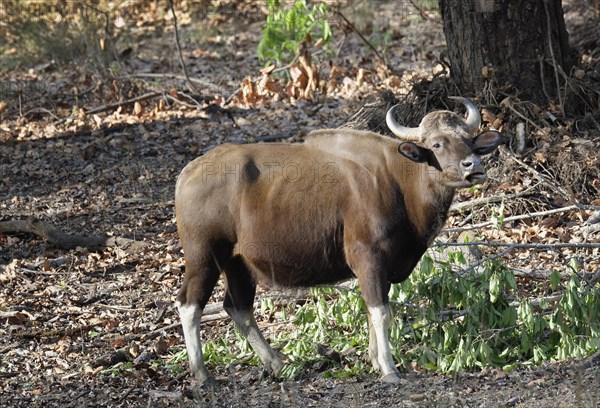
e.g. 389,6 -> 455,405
439,0 -> 573,105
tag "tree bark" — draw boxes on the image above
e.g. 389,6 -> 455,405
439,0 -> 573,105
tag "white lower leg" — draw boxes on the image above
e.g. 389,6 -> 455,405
368,316 -> 380,371
177,302 -> 210,383
229,309 -> 284,375
367,305 -> 399,378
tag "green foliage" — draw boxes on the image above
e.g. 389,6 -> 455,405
274,286 -> 369,378
258,0 -> 331,64
100,361 -> 134,377
490,202 -> 506,228
390,253 -> 599,372
187,252 -> 599,379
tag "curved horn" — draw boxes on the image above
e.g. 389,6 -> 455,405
448,96 -> 481,132
386,105 -> 421,141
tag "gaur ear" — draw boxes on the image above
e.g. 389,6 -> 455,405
472,130 -> 504,155
397,142 -> 428,163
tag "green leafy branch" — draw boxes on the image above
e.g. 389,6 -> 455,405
258,0 -> 331,65
186,251 -> 599,379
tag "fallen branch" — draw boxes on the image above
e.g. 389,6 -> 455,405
434,241 -> 600,250
85,91 -> 163,115
512,269 -> 556,280
121,73 -> 225,95
511,266 -> 600,281
499,146 -> 600,210
443,204 -> 590,232
119,294 -> 312,342
164,94 -> 202,109
149,390 -> 184,400
0,219 -> 149,252
583,224 -> 600,235
584,211 -> 600,226
12,324 -> 98,339
450,184 -> 540,212
508,294 -> 562,308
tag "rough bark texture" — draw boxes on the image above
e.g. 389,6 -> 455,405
439,0 -> 573,104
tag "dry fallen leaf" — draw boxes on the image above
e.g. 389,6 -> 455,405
134,101 -> 144,116
409,393 -> 427,402
239,77 -> 259,105
534,152 -> 546,163
154,338 -> 169,355
289,63 -> 308,90
112,338 -> 126,348
525,378 -> 546,388
259,64 -> 275,75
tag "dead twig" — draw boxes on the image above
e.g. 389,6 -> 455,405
117,303 -> 235,343
164,94 -> 202,109
117,295 -> 313,343
12,324 -> 98,339
118,322 -> 182,343
113,388 -> 135,405
149,389 -> 185,400
333,10 -> 388,68
170,91 -> 203,108
20,268 -> 68,276
450,184 -> 540,212
0,372 -> 19,379
22,107 -> 60,120
443,204 -> 600,233
500,146 -> 583,206
0,344 -> 19,355
406,0 -> 431,21
434,241 -> 600,250
95,304 -> 144,312
167,0 -> 198,94
0,218 -> 149,252
500,97 -> 541,130
120,73 -> 224,95
85,91 -> 163,115
583,224 -> 600,235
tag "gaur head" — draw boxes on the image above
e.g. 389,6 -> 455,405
386,97 -> 503,188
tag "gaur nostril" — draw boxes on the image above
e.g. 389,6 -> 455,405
461,160 -> 473,169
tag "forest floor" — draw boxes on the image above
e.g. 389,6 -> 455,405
1,1 -> 600,407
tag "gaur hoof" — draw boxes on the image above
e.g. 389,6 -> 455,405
269,360 -> 285,377
194,374 -> 217,387
381,372 -> 402,384
189,376 -> 218,401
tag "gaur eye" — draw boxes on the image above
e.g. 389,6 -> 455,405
432,142 -> 442,149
